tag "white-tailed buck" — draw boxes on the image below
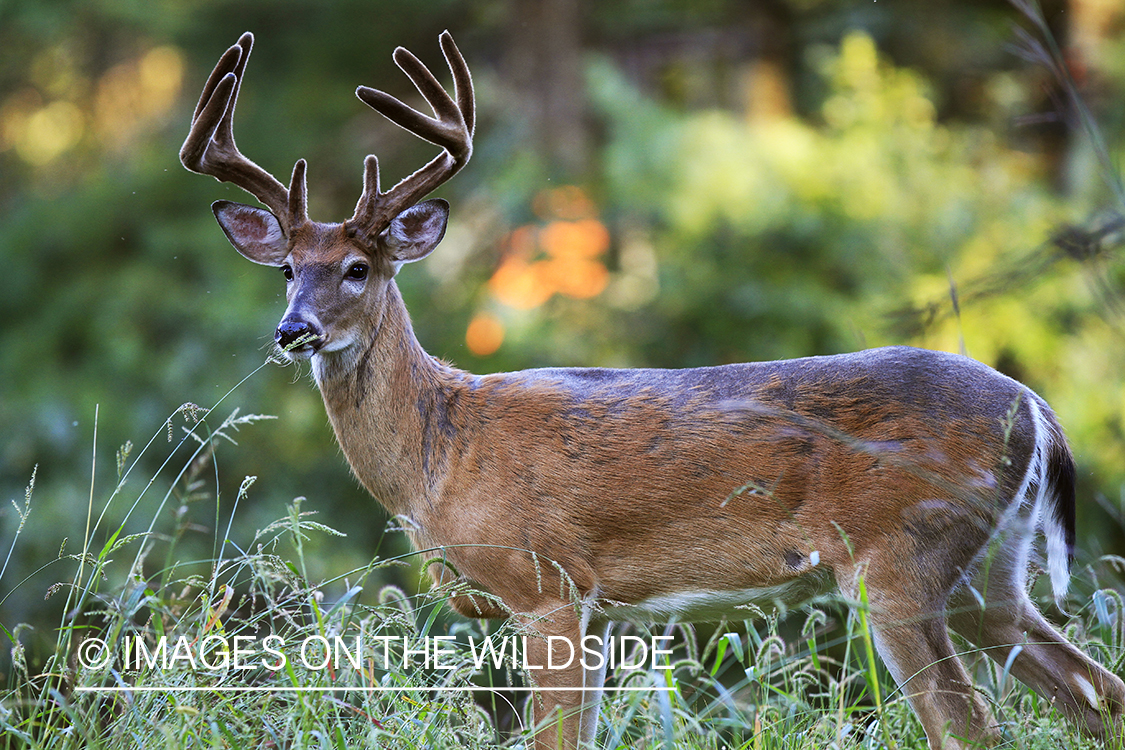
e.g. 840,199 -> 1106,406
182,31 -> 1124,750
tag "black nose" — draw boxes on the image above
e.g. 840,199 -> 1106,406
276,318 -> 321,351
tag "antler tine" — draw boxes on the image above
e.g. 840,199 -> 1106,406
439,30 -> 475,138
351,31 -> 474,238
181,32 -> 308,232
189,40 -> 242,122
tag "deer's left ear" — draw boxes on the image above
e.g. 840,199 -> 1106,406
381,198 -> 449,265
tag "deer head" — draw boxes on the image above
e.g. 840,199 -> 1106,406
180,31 -> 473,367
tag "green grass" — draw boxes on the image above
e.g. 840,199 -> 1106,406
0,400 -> 1121,750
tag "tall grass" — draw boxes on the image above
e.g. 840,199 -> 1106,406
0,398 -> 1120,749
0,402 -> 507,748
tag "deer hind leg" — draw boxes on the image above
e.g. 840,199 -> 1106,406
846,513 -> 1002,750
948,549 -> 1125,744
857,576 -> 1000,749
520,602 -> 609,750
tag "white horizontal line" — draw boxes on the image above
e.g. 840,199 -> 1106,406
75,685 -> 672,693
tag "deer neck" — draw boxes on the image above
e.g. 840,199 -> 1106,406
310,282 -> 462,518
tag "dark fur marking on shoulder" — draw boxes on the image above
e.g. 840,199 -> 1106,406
417,381 -> 462,485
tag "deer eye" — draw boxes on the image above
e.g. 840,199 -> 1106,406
345,262 -> 369,281
281,264 -> 294,282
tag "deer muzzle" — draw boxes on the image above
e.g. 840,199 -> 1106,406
275,316 -> 324,358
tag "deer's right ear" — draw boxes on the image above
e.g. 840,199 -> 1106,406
212,200 -> 289,266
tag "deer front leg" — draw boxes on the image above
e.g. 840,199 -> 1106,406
521,604 -> 609,750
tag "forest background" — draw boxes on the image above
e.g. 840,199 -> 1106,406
2,0 -> 1125,673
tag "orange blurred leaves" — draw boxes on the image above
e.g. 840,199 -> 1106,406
486,187 -> 611,311
465,312 -> 505,356
466,186 -> 611,356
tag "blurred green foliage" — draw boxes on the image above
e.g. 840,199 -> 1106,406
2,0 -> 1125,668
